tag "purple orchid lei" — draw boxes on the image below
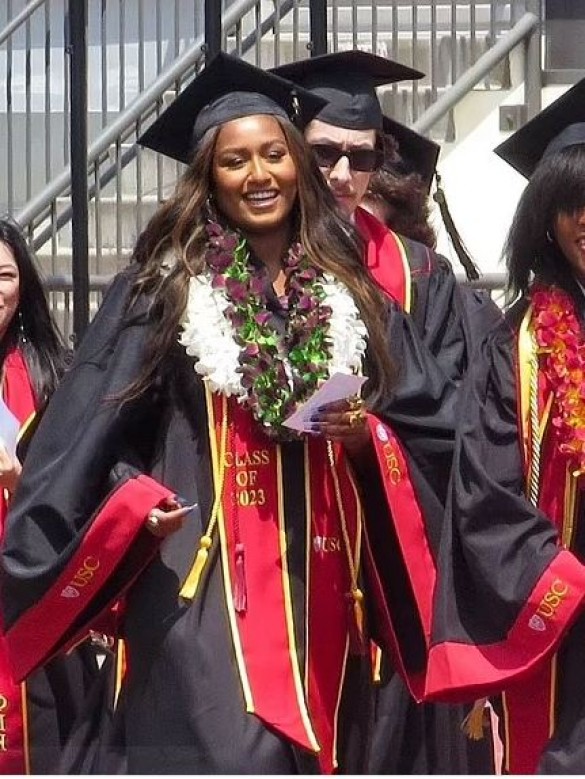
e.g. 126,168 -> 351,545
204,219 -> 332,437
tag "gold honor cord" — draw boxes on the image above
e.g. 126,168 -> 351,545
180,393 -> 229,600
326,441 -> 364,646
392,231 -> 412,314
528,328 -> 542,507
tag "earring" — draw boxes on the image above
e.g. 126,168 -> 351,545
546,230 -> 554,244
18,309 -> 27,343
205,193 -> 218,220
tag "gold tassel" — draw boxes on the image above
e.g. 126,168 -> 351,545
179,534 -> 213,600
460,698 -> 488,741
348,587 -> 367,655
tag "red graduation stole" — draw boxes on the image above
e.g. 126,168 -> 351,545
203,390 -> 363,773
504,305 -> 584,773
354,208 -> 412,682
0,348 -> 37,774
354,207 -> 412,312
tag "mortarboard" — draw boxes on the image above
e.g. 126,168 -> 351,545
382,116 -> 440,193
137,51 -> 327,165
494,78 -> 585,178
271,50 -> 423,132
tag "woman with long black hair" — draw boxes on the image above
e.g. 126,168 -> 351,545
386,78 -> 585,774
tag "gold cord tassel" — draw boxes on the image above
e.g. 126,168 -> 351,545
180,396 -> 228,601
349,587 -> 366,655
179,534 -> 213,600
461,698 -> 488,741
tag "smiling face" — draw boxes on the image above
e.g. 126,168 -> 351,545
212,114 -> 298,238
0,242 -> 20,342
304,119 -> 377,217
553,206 -> 585,285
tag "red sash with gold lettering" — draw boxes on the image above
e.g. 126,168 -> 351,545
503,313 -> 584,773
206,392 -> 362,773
0,348 -> 37,773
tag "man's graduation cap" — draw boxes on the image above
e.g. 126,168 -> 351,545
495,78 -> 585,178
382,116 -> 440,194
271,50 -> 423,132
137,51 -> 327,165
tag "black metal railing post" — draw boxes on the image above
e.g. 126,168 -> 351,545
309,0 -> 327,56
68,0 -> 89,344
204,0 -> 222,63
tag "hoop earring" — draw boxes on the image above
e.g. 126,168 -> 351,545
546,230 -> 554,244
18,309 -> 27,343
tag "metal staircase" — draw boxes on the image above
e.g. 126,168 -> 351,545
0,0 -> 544,338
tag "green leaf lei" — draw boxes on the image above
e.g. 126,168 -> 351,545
205,220 -> 333,438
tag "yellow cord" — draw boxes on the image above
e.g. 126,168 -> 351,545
180,395 -> 229,600
326,441 -> 364,641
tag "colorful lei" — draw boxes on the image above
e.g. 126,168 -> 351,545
180,219 -> 367,438
531,284 -> 585,472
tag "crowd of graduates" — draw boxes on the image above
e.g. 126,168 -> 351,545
1,49 -> 585,774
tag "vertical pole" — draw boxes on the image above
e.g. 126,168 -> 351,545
68,0 -> 89,344
309,0 -> 327,56
204,0 -> 222,63
525,0 -> 542,120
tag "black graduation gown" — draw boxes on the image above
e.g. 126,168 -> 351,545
0,266 -> 457,775
390,299 -> 585,773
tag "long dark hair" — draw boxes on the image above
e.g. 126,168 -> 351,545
365,167 -> 436,248
505,144 -> 585,301
0,217 -> 67,407
130,115 -> 396,404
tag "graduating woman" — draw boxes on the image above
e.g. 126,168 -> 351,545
0,53 -> 457,774
0,217 -> 95,773
384,79 -> 585,774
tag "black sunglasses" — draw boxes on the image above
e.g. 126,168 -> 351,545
310,143 -> 383,173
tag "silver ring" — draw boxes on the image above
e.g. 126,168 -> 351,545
146,512 -> 160,530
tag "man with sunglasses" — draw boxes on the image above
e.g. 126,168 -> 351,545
273,50 -> 478,387
273,50 -> 496,776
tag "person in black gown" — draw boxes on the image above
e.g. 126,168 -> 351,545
387,77 -> 585,775
0,53 -> 460,774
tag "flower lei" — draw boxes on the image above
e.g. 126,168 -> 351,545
180,220 -> 367,438
531,284 -> 585,472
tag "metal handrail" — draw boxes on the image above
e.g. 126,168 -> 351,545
31,0 -> 298,252
0,0 -> 46,48
15,0 -> 268,229
413,10 -> 540,135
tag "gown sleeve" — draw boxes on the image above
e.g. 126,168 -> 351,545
407,246 -> 470,385
1,269 -> 175,682
424,321 -> 585,700
357,301 -> 459,700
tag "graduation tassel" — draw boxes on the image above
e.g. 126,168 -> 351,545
180,395 -> 229,602
233,543 -> 248,614
180,534 -> 213,600
433,172 -> 480,281
461,698 -> 488,740
348,587 -> 367,656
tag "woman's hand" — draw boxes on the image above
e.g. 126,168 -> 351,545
145,497 -> 197,539
0,444 -> 22,494
308,396 -> 371,458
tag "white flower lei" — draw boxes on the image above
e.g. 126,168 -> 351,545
179,271 -> 368,399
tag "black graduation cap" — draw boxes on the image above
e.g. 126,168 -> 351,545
382,116 -> 440,193
494,78 -> 585,178
137,51 -> 328,165
271,50 -> 423,132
